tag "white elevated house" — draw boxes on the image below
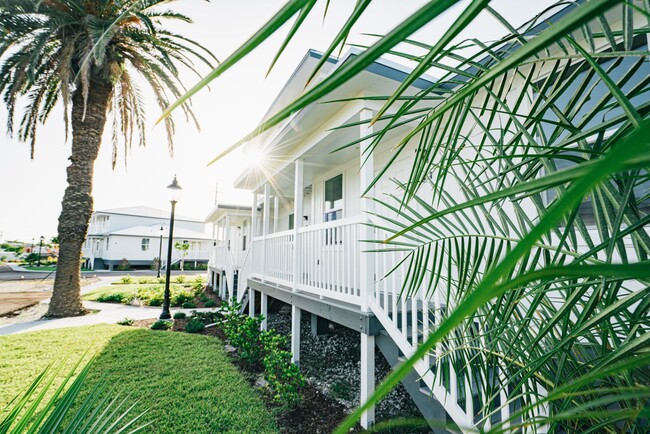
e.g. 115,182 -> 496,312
82,206 -> 211,271
211,5 -> 648,432
205,202 -> 252,297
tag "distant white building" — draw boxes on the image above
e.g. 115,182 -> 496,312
82,206 -> 211,271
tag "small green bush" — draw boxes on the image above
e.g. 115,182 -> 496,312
173,312 -> 186,320
199,293 -> 209,302
175,275 -> 186,284
222,302 -> 264,365
117,317 -> 135,326
171,289 -> 194,306
157,276 -> 166,284
261,330 -> 304,406
181,301 -> 197,309
137,277 -> 152,284
190,310 -> 221,324
204,299 -> 216,308
97,292 -> 133,304
120,275 -> 132,284
184,319 -> 205,334
116,258 -> 130,271
150,320 -> 172,331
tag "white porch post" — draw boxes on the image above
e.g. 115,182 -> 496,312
359,108 -> 376,429
249,288 -> 256,318
359,108 -> 375,312
273,195 -> 279,233
225,215 -> 231,300
360,333 -> 375,429
292,158 -> 304,292
291,159 -> 304,365
262,183 -> 270,283
291,305 -> 301,365
248,190 -> 257,308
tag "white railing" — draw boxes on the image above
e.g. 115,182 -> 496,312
250,216 -> 363,305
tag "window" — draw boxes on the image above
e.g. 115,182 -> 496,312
105,237 -> 109,250
324,174 -> 343,222
242,221 -> 248,251
141,238 -> 150,251
288,214 -> 294,230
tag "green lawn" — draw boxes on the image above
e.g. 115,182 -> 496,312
82,283 -> 156,301
0,324 -> 277,433
22,265 -> 57,271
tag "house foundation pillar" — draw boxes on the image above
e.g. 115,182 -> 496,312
249,288 -> 256,317
360,333 -> 375,429
310,313 -> 330,336
260,293 -> 268,330
291,305 -> 301,365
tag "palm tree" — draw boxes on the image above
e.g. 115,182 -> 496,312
165,0 -> 649,431
0,0 -> 215,317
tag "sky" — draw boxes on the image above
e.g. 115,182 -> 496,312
0,0 -> 556,243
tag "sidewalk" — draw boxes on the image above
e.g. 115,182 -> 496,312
0,277 -> 218,336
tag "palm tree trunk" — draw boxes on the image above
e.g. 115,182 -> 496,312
47,79 -> 113,318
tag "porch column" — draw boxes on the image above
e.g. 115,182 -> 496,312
273,196 -> 279,233
292,159 -> 304,293
248,190 -> 257,303
359,108 -> 375,312
262,183 -> 270,283
260,293 -> 268,330
360,333 -> 376,429
291,305 -> 301,365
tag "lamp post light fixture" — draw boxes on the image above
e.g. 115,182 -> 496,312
157,225 -> 164,278
160,175 -> 182,320
37,236 -> 44,267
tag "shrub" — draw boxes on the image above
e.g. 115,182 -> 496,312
120,275 -> 132,284
137,277 -> 152,284
193,282 -> 205,293
194,275 -> 205,284
97,292 -> 133,304
199,293 -> 209,302
171,289 -> 194,306
222,302 -> 264,364
116,258 -> 130,271
181,301 -> 197,309
175,275 -> 186,284
117,317 -> 135,326
190,310 -> 221,324
204,299 -> 216,308
150,320 -> 172,330
261,330 -> 304,405
184,319 -> 205,334
157,276 -> 166,284
173,312 -> 186,320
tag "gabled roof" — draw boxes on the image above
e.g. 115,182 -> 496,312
205,202 -> 252,223
96,206 -> 201,223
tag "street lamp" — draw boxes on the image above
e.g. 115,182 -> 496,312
157,225 -> 164,278
160,175 -> 182,320
37,236 -> 44,267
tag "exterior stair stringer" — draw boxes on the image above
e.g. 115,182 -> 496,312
369,298 -> 474,432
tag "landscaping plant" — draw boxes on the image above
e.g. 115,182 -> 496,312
261,330 -> 304,406
150,320 -> 172,331
184,319 -> 205,334
173,312 -> 187,320
117,317 -> 135,326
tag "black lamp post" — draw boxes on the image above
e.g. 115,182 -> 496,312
160,176 -> 182,320
37,236 -> 44,267
157,225 -> 164,278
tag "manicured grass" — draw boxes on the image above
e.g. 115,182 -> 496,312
22,265 -> 57,271
0,324 -> 278,433
82,283 -> 155,301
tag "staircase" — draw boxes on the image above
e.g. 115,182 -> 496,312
367,242 -> 538,432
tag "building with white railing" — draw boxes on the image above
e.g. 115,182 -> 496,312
213,5 -> 649,431
82,206 -> 211,271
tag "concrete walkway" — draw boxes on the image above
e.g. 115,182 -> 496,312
0,277 -> 219,336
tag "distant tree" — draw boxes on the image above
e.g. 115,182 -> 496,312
0,1 -> 215,317
24,252 -> 40,266
174,241 -> 190,271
